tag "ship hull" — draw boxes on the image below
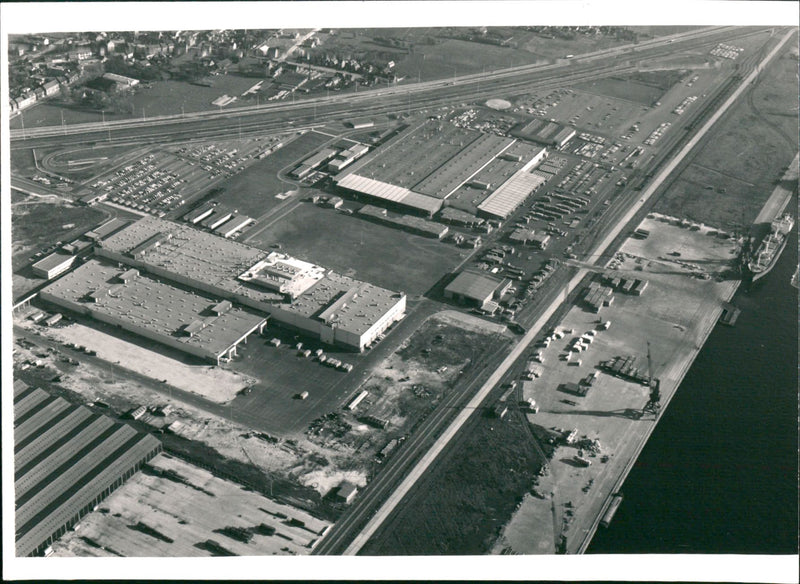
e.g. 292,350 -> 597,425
747,231 -> 789,283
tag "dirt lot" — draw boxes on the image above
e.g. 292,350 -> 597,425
491,216 -> 740,554
349,312 -> 510,432
49,453 -> 331,557
654,41 -> 799,228
28,319 -> 255,404
244,202 -> 469,296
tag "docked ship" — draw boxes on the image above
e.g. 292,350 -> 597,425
746,213 -> 795,283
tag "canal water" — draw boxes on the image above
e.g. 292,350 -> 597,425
589,222 -> 798,554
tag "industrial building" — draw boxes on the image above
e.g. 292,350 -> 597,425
291,148 -> 337,179
93,216 -> 406,351
40,260 -> 268,364
512,118 -> 576,148
32,253 -> 76,280
509,228 -> 550,249
444,269 -> 511,309
327,142 -> 370,173
14,380 -> 162,557
214,214 -> 254,238
335,174 -> 444,216
334,121 -> 547,219
183,202 -> 217,224
84,218 -> 130,242
477,148 -> 549,219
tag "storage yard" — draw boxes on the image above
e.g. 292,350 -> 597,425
492,215 -> 741,554
49,453 -> 331,557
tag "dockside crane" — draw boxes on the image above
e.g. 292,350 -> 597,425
642,341 -> 662,418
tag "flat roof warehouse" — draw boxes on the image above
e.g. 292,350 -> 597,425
91,216 -> 406,351
334,119 -> 547,218
40,260 -> 267,363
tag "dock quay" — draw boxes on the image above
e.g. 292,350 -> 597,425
492,215 -> 741,555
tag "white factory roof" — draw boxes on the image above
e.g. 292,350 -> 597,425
238,252 -> 326,299
337,174 -> 442,215
478,171 -> 547,219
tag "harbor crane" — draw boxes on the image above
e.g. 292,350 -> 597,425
642,341 -> 662,418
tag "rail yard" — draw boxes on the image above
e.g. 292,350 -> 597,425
7,15 -> 798,572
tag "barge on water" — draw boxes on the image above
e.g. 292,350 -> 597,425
719,302 -> 741,326
600,493 -> 624,528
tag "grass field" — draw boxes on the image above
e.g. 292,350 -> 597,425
654,43 -> 799,228
245,202 -> 468,296
577,76 -> 668,106
11,198 -> 106,260
197,131 -> 331,218
361,405 -> 545,555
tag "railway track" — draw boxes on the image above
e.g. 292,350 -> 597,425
10,27 -> 775,151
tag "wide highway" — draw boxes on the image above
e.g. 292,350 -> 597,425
10,26 -> 772,152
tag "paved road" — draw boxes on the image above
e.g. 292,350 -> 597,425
10,27 -> 770,151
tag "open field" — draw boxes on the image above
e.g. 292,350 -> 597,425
196,130 -> 330,219
9,75 -> 270,130
361,398 -> 545,555
492,216 -> 740,554
654,41 -> 799,228
49,453 -> 331,557
245,202 -> 468,295
10,197 -> 107,275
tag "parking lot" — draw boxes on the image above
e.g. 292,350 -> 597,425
91,136 -> 275,217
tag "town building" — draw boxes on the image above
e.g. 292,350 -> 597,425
101,72 -> 140,89
14,380 -> 162,557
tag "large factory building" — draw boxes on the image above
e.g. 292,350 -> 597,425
14,380 -> 162,557
40,261 -> 268,364
92,216 -> 406,351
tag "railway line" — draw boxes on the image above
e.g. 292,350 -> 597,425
10,26 -> 774,152
311,26 -> 794,556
